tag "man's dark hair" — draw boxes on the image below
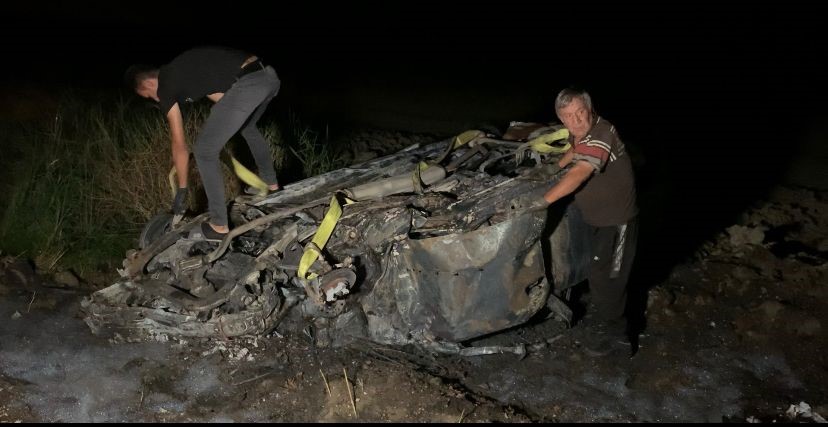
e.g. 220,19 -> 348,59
123,64 -> 159,91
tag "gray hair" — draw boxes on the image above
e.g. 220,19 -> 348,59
555,87 -> 594,115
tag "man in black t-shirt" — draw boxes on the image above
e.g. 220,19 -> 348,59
542,87 -> 639,357
125,46 -> 281,241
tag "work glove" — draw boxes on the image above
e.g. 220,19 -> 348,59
172,187 -> 187,215
546,162 -> 563,175
528,197 -> 552,212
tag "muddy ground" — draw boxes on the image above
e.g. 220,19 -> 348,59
1,129 -> 827,423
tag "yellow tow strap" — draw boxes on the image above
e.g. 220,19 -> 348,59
412,129 -> 483,189
168,153 -> 270,196
412,161 -> 429,194
526,128 -> 571,154
453,129 -> 484,149
169,151 -> 342,280
297,195 -> 344,280
230,156 -> 269,196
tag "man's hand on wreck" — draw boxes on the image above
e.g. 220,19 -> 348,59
528,197 -> 552,212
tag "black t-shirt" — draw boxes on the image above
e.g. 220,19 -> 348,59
157,46 -> 250,115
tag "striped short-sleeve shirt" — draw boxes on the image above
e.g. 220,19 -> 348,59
567,117 -> 638,226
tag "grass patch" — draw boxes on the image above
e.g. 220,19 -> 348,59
0,90 -> 336,278
286,113 -> 346,178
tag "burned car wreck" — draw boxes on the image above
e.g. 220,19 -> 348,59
82,124 -> 592,356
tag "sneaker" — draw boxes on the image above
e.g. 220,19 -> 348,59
189,222 -> 228,243
244,184 -> 280,196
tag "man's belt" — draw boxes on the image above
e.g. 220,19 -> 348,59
236,59 -> 266,80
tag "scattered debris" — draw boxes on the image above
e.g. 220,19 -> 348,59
320,369 -> 332,396
52,270 -> 80,289
0,256 -> 39,291
26,292 -> 36,313
786,401 -> 827,423
201,341 -> 256,362
344,367 -> 357,418
726,224 -> 766,247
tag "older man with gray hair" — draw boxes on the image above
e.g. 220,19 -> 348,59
543,87 -> 639,356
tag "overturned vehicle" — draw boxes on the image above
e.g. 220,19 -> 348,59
82,124 -> 592,355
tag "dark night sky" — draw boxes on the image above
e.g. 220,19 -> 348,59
2,1 -> 824,154
4,2 -> 821,95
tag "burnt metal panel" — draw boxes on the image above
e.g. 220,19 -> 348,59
389,211 -> 549,342
546,203 -> 591,292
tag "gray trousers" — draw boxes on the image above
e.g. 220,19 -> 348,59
193,66 -> 280,226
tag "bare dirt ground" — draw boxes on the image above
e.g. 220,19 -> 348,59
1,130 -> 827,423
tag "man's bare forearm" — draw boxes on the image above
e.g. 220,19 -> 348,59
166,103 -> 189,188
171,139 -> 189,188
558,150 -> 575,168
543,161 -> 593,204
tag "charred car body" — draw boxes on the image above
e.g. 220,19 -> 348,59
82,124 -> 592,355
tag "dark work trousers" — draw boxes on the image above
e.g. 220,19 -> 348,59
587,216 -> 639,322
193,65 -> 280,226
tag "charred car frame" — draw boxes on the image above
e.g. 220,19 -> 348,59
82,124 -> 592,356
